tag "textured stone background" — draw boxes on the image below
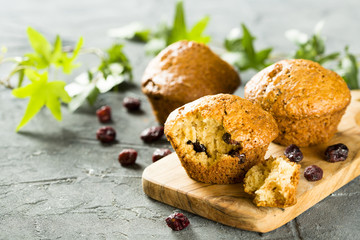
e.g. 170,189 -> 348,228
0,0 -> 359,239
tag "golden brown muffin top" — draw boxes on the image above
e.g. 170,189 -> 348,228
142,40 -> 240,102
165,94 -> 278,150
245,59 -> 351,118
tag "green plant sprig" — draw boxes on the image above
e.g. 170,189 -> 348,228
223,22 -> 359,89
108,0 -> 211,55
222,24 -> 273,71
65,43 -> 133,112
1,27 -> 83,131
1,27 -> 133,131
285,22 -> 359,89
12,70 -> 71,131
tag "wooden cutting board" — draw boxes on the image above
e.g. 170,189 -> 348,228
142,90 -> 360,233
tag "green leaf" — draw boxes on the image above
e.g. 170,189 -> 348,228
337,46 -> 359,89
68,83 -> 97,112
23,27 -> 83,74
17,69 -> 25,88
224,28 -> 243,52
318,52 -> 340,65
145,38 -> 167,55
54,36 -> 83,74
66,41 -> 132,111
86,87 -> 100,106
96,73 -> 125,93
241,24 -> 256,62
24,68 -> 43,83
111,1 -> 211,55
312,34 -> 325,55
51,35 -> 63,63
167,0 -> 188,45
256,48 -> 272,64
1,46 -> 7,54
188,16 -> 211,43
108,22 -> 150,42
15,94 -> 45,132
71,37 -> 84,61
12,70 -> 71,131
234,52 -> 252,71
12,82 -> 36,98
26,27 -> 52,63
45,93 -> 62,120
222,23 -> 272,71
98,43 -> 132,80
24,52 -> 49,69
48,81 -> 71,103
287,22 -> 339,65
66,72 -> 97,111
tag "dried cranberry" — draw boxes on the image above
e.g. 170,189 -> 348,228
192,141 -> 207,153
123,97 -> 141,111
165,213 -> 190,231
152,148 -> 172,162
304,165 -> 323,181
140,126 -> 164,143
284,144 -> 303,162
325,143 -> 349,162
96,105 -> 112,123
187,140 -> 207,154
222,133 -> 241,145
228,150 -> 246,164
96,126 -> 116,143
118,149 -> 137,166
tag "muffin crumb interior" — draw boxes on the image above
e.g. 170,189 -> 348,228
244,156 -> 300,208
172,112 -> 242,167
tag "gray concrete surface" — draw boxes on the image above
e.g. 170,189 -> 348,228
0,0 -> 359,239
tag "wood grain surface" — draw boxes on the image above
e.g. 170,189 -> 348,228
142,90 -> 360,233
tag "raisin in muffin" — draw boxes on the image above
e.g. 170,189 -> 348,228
244,156 -> 300,208
164,94 -> 278,184
245,59 -> 351,147
142,40 -> 240,124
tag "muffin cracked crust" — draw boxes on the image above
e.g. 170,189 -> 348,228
245,59 -> 351,147
142,40 -> 240,124
164,94 -> 278,184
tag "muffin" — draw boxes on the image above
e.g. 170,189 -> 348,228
245,59 -> 351,147
142,40 -> 241,124
243,156 -> 300,208
164,94 -> 278,184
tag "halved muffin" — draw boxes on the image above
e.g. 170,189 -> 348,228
164,94 -> 278,184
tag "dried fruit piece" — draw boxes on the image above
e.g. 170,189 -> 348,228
118,149 -> 137,166
192,141 -> 207,153
284,144 -> 303,163
186,140 -> 207,154
165,213 -> 190,231
325,143 -> 349,162
96,126 -> 116,143
228,150 -> 246,163
304,165 -> 323,181
152,148 -> 172,162
140,126 -> 164,143
222,133 -> 241,145
96,105 -> 112,123
123,97 -> 141,111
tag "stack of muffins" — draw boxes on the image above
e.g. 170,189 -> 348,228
142,40 -> 351,208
